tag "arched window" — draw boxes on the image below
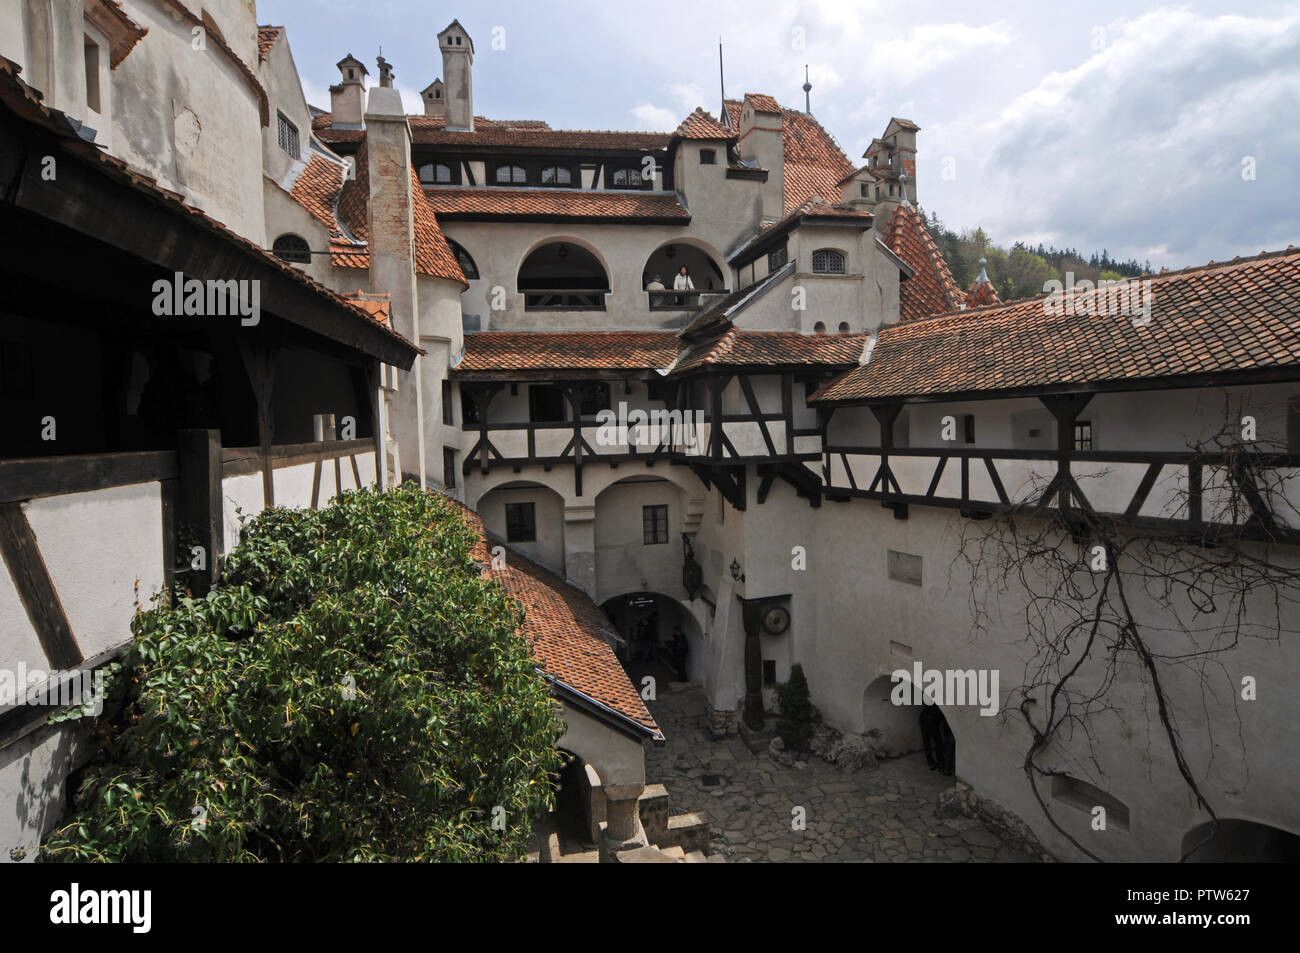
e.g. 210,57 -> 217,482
495,164 -> 527,185
611,167 -> 642,188
540,165 -> 573,186
813,321 -> 826,335
812,249 -> 846,274
419,162 -> 454,185
272,233 -> 311,264
838,322 -> 851,334
447,239 -> 479,280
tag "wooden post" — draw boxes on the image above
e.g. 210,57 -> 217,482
739,597 -> 765,731
176,429 -> 223,595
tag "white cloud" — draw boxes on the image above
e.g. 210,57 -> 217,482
630,103 -> 679,131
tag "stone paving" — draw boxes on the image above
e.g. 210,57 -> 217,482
643,684 -> 1037,863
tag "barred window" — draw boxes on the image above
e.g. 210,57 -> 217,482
642,505 -> 668,545
272,234 -> 311,264
276,111 -> 299,157
505,502 -> 536,542
812,249 -> 846,274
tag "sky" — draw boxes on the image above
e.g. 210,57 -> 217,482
259,0 -> 1300,271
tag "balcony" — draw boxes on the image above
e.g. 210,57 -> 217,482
522,289 -> 609,311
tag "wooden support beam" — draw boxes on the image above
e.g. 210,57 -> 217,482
0,503 -> 83,669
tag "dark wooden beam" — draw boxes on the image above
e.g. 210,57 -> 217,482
0,502 -> 82,669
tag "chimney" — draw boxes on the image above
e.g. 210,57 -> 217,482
437,20 -> 474,132
739,93 -> 784,221
330,54 -> 368,127
864,118 -> 920,223
421,79 -> 446,118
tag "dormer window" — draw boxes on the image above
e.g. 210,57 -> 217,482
276,111 -> 299,158
495,164 -> 527,185
541,165 -> 573,186
347,68 -> 354,79
419,162 -> 455,185
611,167 -> 643,188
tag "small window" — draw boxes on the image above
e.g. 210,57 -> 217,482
529,385 -> 566,423
541,165 -> 573,185
83,36 -> 101,113
813,321 -> 826,334
838,322 -> 851,334
276,111 -> 300,158
768,245 -> 788,271
495,164 -> 527,185
1073,421 -> 1093,452
447,239 -> 479,280
441,380 -> 454,425
859,183 -> 869,198
963,414 -> 976,444
888,183 -> 896,196
419,162 -> 454,185
505,502 -> 536,542
699,149 -> 716,165
272,234 -> 311,264
812,249 -> 846,274
643,504 -> 668,545
443,447 -> 456,488
611,167 -> 642,188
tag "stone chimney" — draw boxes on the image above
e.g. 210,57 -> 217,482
364,56 -> 427,486
330,54 -> 368,127
421,79 -> 446,118
738,93 -> 784,221
864,118 -> 920,224
437,20 -> 474,132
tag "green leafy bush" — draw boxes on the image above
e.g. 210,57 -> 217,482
43,484 -> 562,862
776,663 -> 814,754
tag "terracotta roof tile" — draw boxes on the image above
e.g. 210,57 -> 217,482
456,331 -> 682,374
451,500 -> 660,739
289,152 -> 345,232
422,187 -> 689,222
256,25 -> 282,60
744,93 -> 782,114
674,107 -> 736,140
726,98 -> 856,212
671,328 -> 866,375
883,204 -> 964,321
966,277 -> 1001,309
813,249 -> 1300,402
87,0 -> 149,68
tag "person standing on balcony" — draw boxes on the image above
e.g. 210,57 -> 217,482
674,266 -> 694,305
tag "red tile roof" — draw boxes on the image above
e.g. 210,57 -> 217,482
882,204 -> 964,321
725,98 -> 856,213
744,93 -> 782,114
289,152 -> 345,232
966,277 -> 1001,309
452,500 -> 661,739
455,331 -> 682,374
87,0 -> 148,68
672,328 -> 867,375
327,142 -> 466,284
674,107 -> 736,140
422,186 -> 690,222
813,248 -> 1300,403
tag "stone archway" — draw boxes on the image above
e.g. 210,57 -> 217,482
861,673 -> 956,774
1181,819 -> 1300,862
601,591 -> 704,686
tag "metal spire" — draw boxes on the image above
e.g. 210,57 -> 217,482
803,64 -> 812,113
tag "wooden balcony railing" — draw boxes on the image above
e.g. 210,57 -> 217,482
522,289 -> 609,311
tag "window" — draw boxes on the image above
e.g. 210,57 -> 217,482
768,245 -> 788,271
812,249 -> 846,274
577,382 -> 610,418
272,234 -> 311,264
419,162 -> 454,185
83,36 -> 101,113
643,505 -> 668,545
505,502 -> 536,542
447,239 -> 479,280
813,321 -> 826,335
441,380 -> 454,425
540,165 -> 573,185
838,321 -> 851,334
963,414 -> 976,444
529,385 -> 566,423
276,111 -> 299,158
460,386 -> 479,424
699,149 -> 716,165
860,183 -> 870,198
495,164 -> 527,184
443,447 -> 456,488
611,167 -> 642,188
888,183 -> 896,197
1073,420 -> 1093,452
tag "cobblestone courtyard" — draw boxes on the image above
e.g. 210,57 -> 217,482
644,684 -> 1037,863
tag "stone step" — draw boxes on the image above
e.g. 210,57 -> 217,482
660,845 -> 686,860
661,811 -> 710,852
556,849 -> 600,864
616,845 -> 680,863
638,783 -> 671,840
683,850 -> 708,863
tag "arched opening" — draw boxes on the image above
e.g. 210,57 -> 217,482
551,748 -> 598,856
601,591 -> 703,686
446,239 -> 479,280
477,481 -> 566,576
517,242 -> 609,310
1181,820 -> 1300,862
272,233 -> 311,264
642,242 -> 727,310
862,673 -> 955,774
